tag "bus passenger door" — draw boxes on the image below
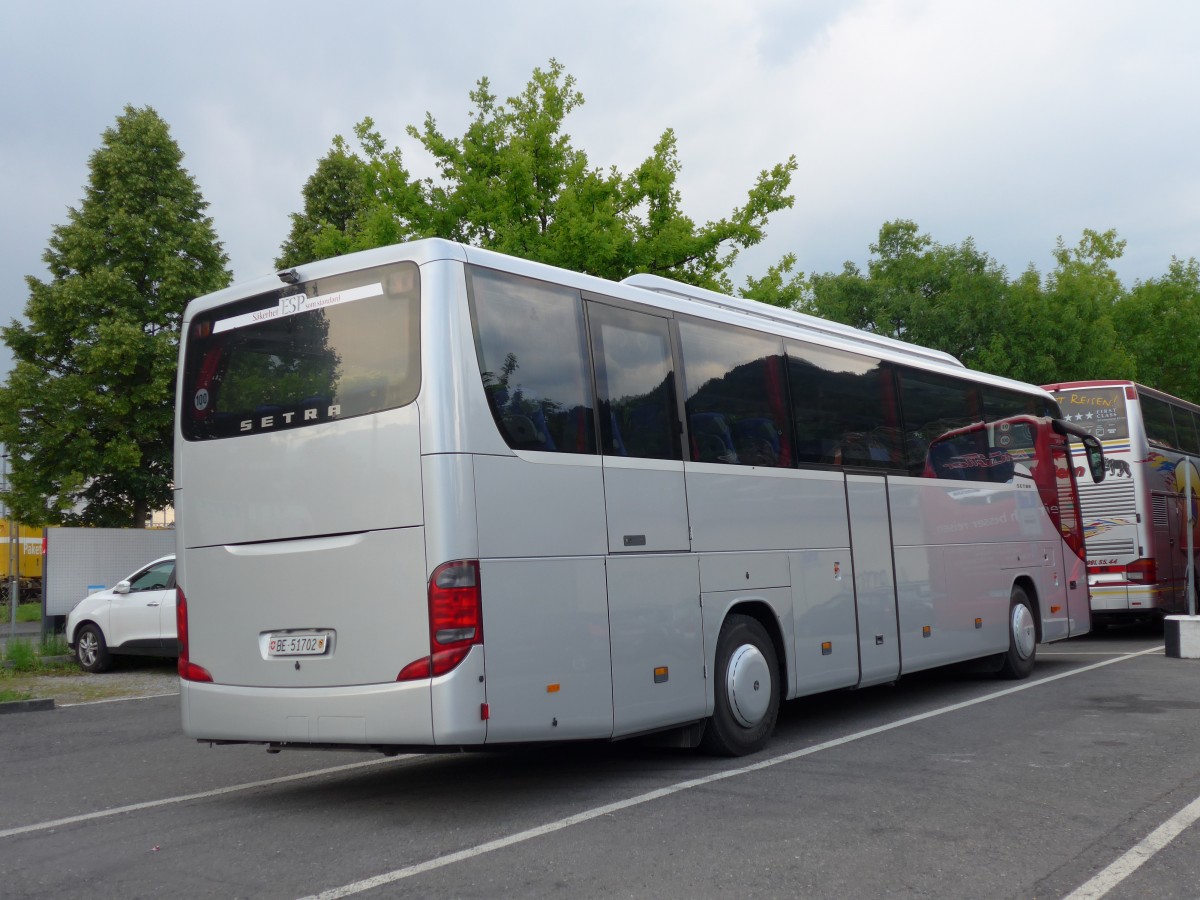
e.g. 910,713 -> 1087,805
846,472 -> 901,686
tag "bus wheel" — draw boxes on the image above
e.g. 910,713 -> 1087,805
701,614 -> 780,756
998,586 -> 1037,680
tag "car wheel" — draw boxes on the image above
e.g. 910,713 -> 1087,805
75,623 -> 112,673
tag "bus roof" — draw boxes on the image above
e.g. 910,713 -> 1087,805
621,272 -> 964,370
184,237 -> 1054,405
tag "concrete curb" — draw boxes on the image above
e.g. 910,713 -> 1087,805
1165,615 -> 1200,659
0,698 -> 55,714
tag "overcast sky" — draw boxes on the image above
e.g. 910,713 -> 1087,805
2,0 -> 1198,381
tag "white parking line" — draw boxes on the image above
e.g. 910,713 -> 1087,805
0,756 -> 412,839
1063,792 -> 1200,899
301,646 -> 1163,900
1041,650 -> 1164,657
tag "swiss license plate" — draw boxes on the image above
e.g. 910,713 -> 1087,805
267,632 -> 329,657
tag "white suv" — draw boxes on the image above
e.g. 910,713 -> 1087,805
65,556 -> 177,673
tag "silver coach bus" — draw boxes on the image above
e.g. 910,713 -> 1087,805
175,239 -> 1103,756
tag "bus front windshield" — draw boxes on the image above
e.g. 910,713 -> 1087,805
182,262 -> 420,441
1049,386 -> 1129,442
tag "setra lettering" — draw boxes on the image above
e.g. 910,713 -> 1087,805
238,404 -> 341,434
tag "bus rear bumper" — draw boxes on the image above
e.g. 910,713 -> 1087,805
181,679 -> 437,747
1090,582 -> 1165,616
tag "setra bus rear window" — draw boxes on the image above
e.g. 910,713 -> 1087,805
181,262 -> 420,441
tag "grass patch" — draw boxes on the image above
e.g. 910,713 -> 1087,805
0,603 -> 41,625
0,685 -> 30,702
1,636 -> 77,674
4,638 -> 39,672
40,634 -> 70,656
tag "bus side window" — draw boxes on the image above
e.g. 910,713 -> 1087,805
469,267 -> 596,455
1140,393 -> 1180,449
586,301 -> 680,461
898,370 -> 980,476
1173,403 -> 1200,454
786,341 -> 901,470
679,320 -> 789,468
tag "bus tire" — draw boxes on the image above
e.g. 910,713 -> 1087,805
701,614 -> 780,756
75,623 -> 112,674
998,586 -> 1037,680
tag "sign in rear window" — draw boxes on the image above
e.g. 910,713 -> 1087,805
182,262 -> 420,440
1049,387 -> 1128,441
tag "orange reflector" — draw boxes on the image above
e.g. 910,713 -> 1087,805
1050,605 -> 1062,614
546,684 -> 560,693
975,618 -> 983,629
821,641 -> 832,656
654,666 -> 669,684
922,625 -> 931,638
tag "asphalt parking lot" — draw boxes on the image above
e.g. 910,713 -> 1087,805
2,623 -> 1197,899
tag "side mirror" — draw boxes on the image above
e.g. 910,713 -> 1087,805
1052,417 -> 1106,483
113,580 -> 131,595
1081,434 -> 1106,483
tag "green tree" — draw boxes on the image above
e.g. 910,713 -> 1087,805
741,252 -> 812,310
278,60 -> 797,290
1111,257 -> 1200,403
784,221 -> 1008,367
973,230 -> 1135,385
276,135 -> 375,267
0,106 -> 231,527
974,266 -> 1075,385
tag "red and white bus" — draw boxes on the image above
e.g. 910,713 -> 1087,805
1045,380 -> 1200,625
173,239 -> 1105,757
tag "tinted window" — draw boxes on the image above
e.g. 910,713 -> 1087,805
982,387 -> 1051,421
182,262 -> 420,440
470,267 -> 595,454
787,342 -> 902,469
1140,393 -> 1179,448
129,560 -> 175,592
588,302 -> 680,460
897,370 -> 982,475
1174,405 -> 1200,454
679,320 -> 790,467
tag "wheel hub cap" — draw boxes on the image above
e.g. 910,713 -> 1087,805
727,644 -> 772,727
1011,604 -> 1036,660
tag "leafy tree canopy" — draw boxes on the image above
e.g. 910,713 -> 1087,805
746,220 -> 1179,396
1110,257 -> 1200,402
0,105 -> 231,526
977,228 -> 1135,386
278,59 -> 797,291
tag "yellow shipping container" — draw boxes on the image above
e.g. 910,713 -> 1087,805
0,521 -> 43,580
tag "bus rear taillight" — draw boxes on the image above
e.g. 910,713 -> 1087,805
1124,558 -> 1157,583
1090,559 -> 1157,583
176,587 -> 213,683
397,560 -> 483,681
